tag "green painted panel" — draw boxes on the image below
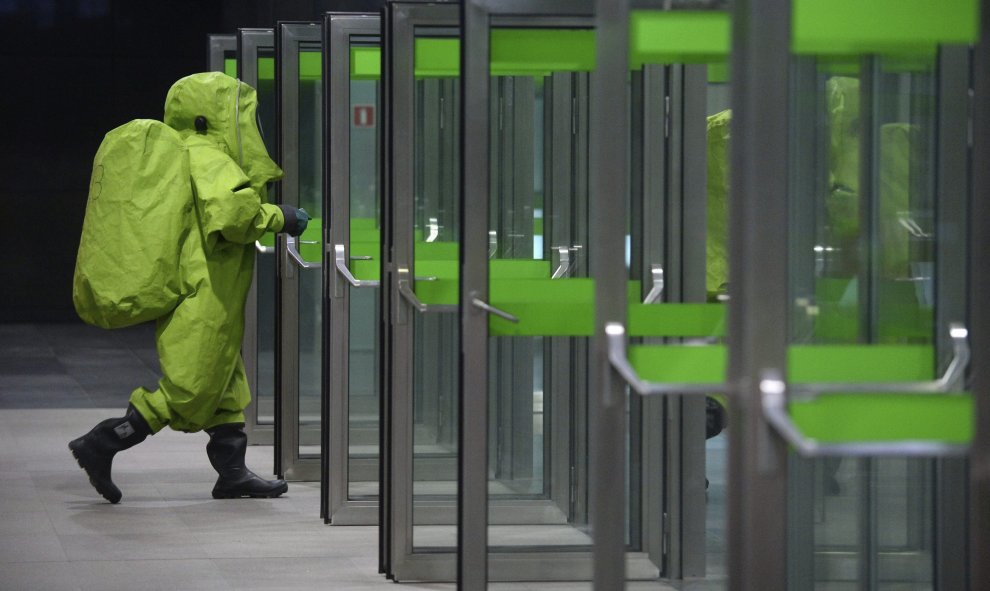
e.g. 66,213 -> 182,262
629,345 -> 727,383
628,303 -> 727,337
415,38 -> 459,78
351,217 -> 377,230
416,278 -> 458,305
351,258 -> 379,281
490,279 -> 595,336
790,394 -> 973,443
415,241 -> 459,261
626,341 -> 967,444
349,241 -> 379,257
300,51 -> 321,81
792,0 -> 980,55
259,57 -> 274,81
415,30 -> 595,78
224,58 -> 237,78
630,10 -> 730,67
351,46 -> 381,80
490,28 -> 595,74
414,260 -> 458,280
788,345 -> 934,382
491,260 -> 551,278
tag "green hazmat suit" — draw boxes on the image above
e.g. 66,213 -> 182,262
705,76 -> 917,293
126,72 -> 285,433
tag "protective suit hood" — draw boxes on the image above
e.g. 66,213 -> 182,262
164,72 -> 283,193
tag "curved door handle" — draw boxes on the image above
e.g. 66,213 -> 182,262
759,323 -> 970,457
606,322 -> 726,399
643,265 -> 664,304
785,323 -> 969,398
761,370 -> 967,457
397,267 -> 456,313
551,247 -> 571,279
334,244 -> 379,287
286,236 -> 321,269
256,241 -> 276,254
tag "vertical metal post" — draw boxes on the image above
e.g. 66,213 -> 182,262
970,1 -> 990,588
591,0 -> 629,588
726,0 -> 791,590
379,4 -> 394,575
460,1 -> 489,588
934,45 -> 972,591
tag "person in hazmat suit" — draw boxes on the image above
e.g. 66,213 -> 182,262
69,72 -> 309,503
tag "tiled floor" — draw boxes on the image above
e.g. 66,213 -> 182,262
0,323 -> 698,590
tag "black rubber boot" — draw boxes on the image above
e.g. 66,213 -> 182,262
206,423 -> 288,499
68,405 -> 152,504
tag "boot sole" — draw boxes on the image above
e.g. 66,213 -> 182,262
212,482 -> 289,499
68,442 -> 122,504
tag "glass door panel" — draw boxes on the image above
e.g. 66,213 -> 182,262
325,12 -> 382,525
276,22 -> 323,481
238,28 -> 277,446
777,4 -> 977,589
459,5 -> 661,584
382,2 -> 462,582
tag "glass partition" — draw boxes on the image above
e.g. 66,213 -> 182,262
237,28 -> 277,446
325,12 -> 383,525
276,21 -> 323,481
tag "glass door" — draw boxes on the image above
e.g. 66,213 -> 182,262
238,28 -> 278,446
276,22 -> 323,481
324,12 -> 383,525
382,2 -> 464,582
457,1 -> 672,586
778,4 -> 977,588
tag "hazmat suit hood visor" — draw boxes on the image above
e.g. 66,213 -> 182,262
163,72 -> 283,194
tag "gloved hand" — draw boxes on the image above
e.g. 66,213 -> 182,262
278,205 -> 310,237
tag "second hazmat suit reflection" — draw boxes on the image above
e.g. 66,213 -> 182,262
69,72 -> 308,503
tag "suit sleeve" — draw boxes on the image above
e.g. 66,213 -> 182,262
188,143 -> 284,247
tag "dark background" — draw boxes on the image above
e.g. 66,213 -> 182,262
0,0 -> 379,322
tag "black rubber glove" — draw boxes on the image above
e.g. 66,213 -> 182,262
278,205 -> 310,237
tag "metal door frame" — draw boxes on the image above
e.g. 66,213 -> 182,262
207,34 -> 235,72
276,21 -> 324,481
238,28 -> 277,447
383,3 -> 462,582
971,3 -> 990,589
461,0 -> 657,587
324,11 -> 383,525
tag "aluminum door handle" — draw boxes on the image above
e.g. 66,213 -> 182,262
606,322 -> 726,398
255,241 -> 276,254
643,265 -> 664,304
286,236 -> 321,269
397,267 -> 456,313
551,247 -> 571,279
759,323 -> 970,457
470,293 -> 519,323
334,244 -> 379,287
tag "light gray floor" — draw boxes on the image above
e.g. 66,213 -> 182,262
0,408 -> 699,590
0,323 -> 696,590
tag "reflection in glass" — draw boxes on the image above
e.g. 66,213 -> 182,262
297,49 -> 322,456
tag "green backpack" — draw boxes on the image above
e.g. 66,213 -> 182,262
73,119 -> 193,328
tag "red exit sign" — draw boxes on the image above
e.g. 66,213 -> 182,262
353,105 -> 375,128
